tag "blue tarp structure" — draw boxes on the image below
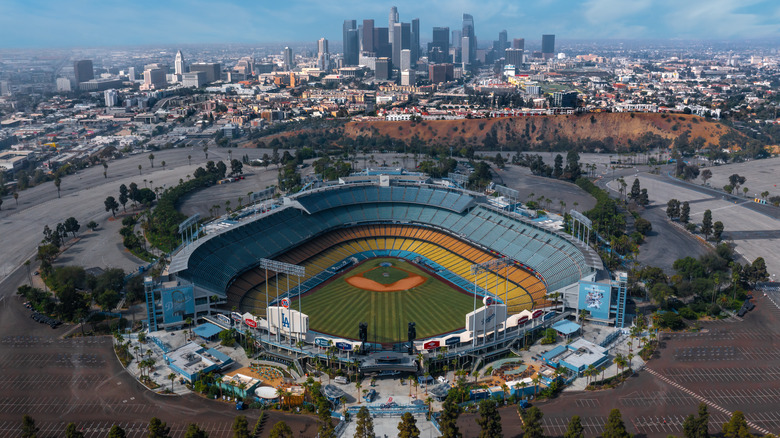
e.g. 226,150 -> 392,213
193,323 -> 224,340
551,320 -> 581,336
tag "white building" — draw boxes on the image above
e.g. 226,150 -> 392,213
182,71 -> 207,88
56,77 -> 72,92
401,69 -> 415,86
174,50 -> 186,76
104,89 -> 118,107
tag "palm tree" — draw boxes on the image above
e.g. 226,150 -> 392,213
408,375 -> 414,396
355,379 -> 362,401
188,154 -> 192,166
54,176 -> 61,198
168,373 -> 176,392
161,161 -> 166,169
532,376 -> 540,397
138,164 -> 142,175
13,191 -> 19,206
148,153 -> 155,168
215,376 -> 223,398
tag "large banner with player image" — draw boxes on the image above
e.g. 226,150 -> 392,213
267,298 -> 309,334
578,281 -> 612,320
161,285 -> 195,324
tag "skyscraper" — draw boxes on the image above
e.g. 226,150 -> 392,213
375,57 -> 390,80
283,47 -> 294,71
400,49 -> 411,72
343,20 -> 358,66
429,26 -> 450,63
74,60 -> 94,84
461,36 -> 471,67
542,34 -> 555,59
513,38 -> 525,50
174,50 -> 185,75
498,30 -> 507,59
317,38 -> 330,71
452,30 -> 461,49
388,6 -> 399,46
373,27 -> 391,58
462,14 -> 476,67
104,89 -> 118,107
392,22 -> 410,72
505,49 -> 524,67
128,67 -> 136,81
362,19 -> 375,54
410,18 -> 420,67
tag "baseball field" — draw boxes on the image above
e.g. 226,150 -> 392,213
293,258 -> 475,344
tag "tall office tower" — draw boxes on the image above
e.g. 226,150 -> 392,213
410,18 -> 420,67
362,19 -> 375,54
317,38 -> 330,71
452,30 -> 461,48
388,6 -> 399,45
128,67 -> 136,81
174,50 -> 185,75
542,34 -> 555,59
505,48 -> 524,67
104,89 -> 118,107
512,38 -> 525,50
392,22 -> 410,71
462,14 -> 476,66
283,47 -> 293,70
427,26 -> 450,63
375,57 -> 390,80
189,63 -> 221,83
498,30 -> 507,58
400,49 -> 411,72
461,36 -> 471,67
343,20 -> 358,66
143,68 -> 166,89
73,60 -> 94,84
373,27 -> 391,58
345,29 -> 359,65
400,69 -> 415,86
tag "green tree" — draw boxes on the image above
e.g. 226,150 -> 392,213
184,423 -> 209,438
148,417 -> 171,438
439,394 -> 462,438
701,168 -> 712,185
638,188 -> 649,207
564,415 -> 584,438
232,415 -> 250,438
680,201 -> 690,223
553,154 -> 563,178
54,175 -> 62,198
477,399 -> 502,438
397,412 -> 420,438
354,406 -> 375,438
666,199 -> 680,219
701,209 -> 713,239
602,409 -> 631,438
104,196 -> 120,217
712,221 -> 724,242
630,178 -> 640,201
521,406 -> 545,438
119,184 -> 129,212
108,425 -> 127,438
65,423 -> 84,438
21,414 -> 38,438
268,421 -> 292,438
721,411 -> 750,438
682,402 -> 709,438
149,153 -> 155,168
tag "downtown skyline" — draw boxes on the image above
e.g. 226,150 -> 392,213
1,0 -> 779,49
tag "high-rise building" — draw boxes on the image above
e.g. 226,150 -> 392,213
373,27 -> 391,58
362,19 -> 375,54
317,38 -> 330,71
189,63 -> 221,83
128,67 -> 136,81
498,30 -> 508,59
461,36 -> 471,67
429,63 -> 454,84
462,14 -> 476,67
428,27 -> 450,64
392,22 -> 410,71
553,91 -> 577,107
56,77 -> 72,92
542,34 -> 555,59
74,60 -> 94,84
388,6 -> 399,45
512,38 -> 525,50
375,57 -> 390,80
182,71 -> 207,88
142,68 -> 166,90
343,20 -> 358,66
104,89 -> 118,107
174,50 -> 185,75
400,49 -> 411,72
505,48 -> 524,67
283,47 -> 294,71
410,18 -> 420,67
452,30 -> 461,48
400,69 -> 415,86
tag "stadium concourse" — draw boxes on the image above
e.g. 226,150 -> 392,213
166,180 -> 604,371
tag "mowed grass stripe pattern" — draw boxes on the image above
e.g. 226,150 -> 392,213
294,258 -> 474,343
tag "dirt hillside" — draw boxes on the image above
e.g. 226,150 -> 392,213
343,113 -> 737,150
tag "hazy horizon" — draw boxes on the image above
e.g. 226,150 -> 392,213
1,0 -> 779,49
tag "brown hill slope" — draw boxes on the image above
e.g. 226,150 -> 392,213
344,113 -> 737,151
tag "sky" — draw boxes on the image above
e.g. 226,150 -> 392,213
1,0 -> 779,49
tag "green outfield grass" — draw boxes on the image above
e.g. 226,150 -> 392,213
361,263 -> 410,285
293,258 -> 475,344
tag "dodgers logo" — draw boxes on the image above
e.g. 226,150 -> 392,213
281,314 -> 290,328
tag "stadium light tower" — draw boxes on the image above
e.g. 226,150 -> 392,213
257,258 -> 305,343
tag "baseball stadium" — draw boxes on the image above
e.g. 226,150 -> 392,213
168,180 -> 604,366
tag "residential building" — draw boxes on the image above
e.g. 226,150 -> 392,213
104,89 -> 118,107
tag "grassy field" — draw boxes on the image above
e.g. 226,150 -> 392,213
293,258 -> 475,344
